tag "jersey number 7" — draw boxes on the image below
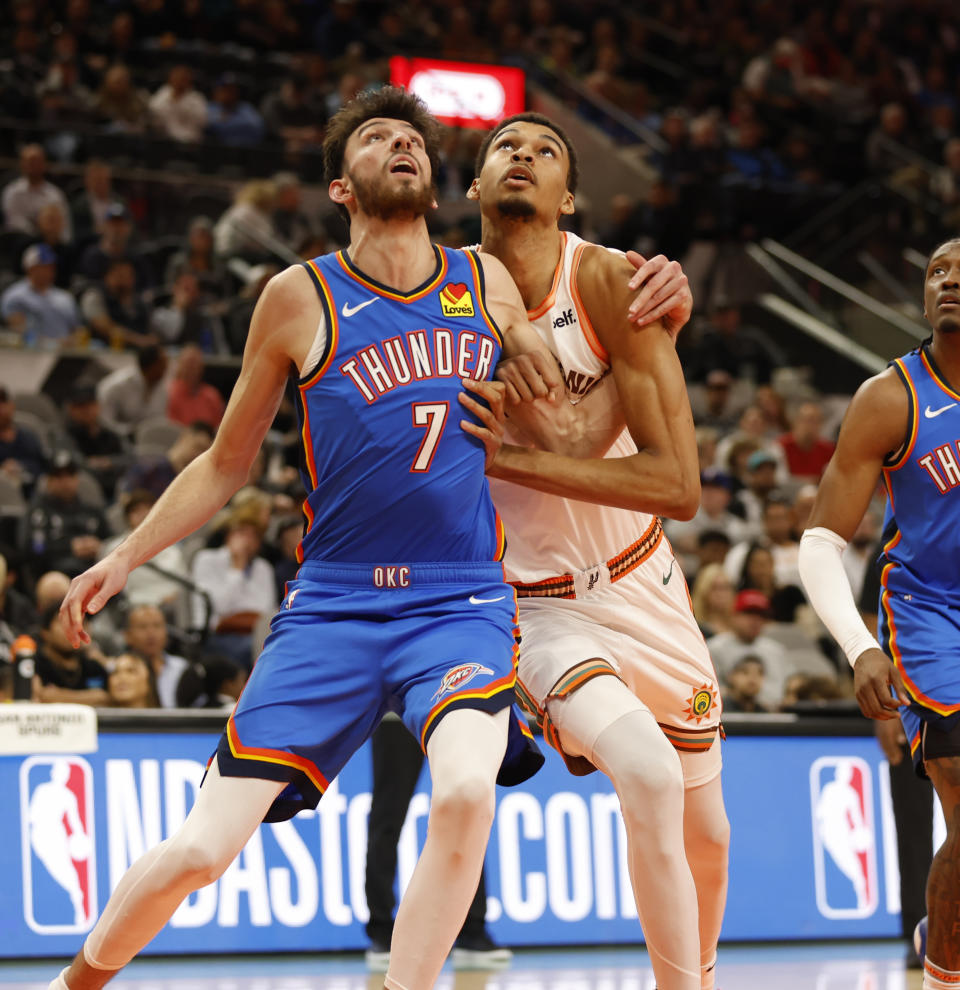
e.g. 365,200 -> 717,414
410,402 -> 449,473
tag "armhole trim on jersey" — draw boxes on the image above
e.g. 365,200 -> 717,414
527,232 -> 568,321
883,358 -> 917,470
298,260 -> 339,387
570,242 -> 610,363
464,249 -> 504,347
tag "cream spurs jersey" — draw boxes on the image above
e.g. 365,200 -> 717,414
488,231 -> 658,584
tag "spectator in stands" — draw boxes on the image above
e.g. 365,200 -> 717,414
0,385 -> 47,492
313,0 -> 367,58
930,137 -> 960,227
93,63 -> 149,134
96,344 -> 169,437
149,273 -> 219,351
271,514 -> 302,602
732,540 -> 806,625
80,258 -> 153,348
107,652 -> 160,708
2,144 -> 73,241
166,345 -> 224,429
690,562 -> 736,639
119,420 -> 213,501
100,490 -> 188,612
694,299 -> 782,386
707,590 -> 790,710
205,74 -> 266,147
164,216 -> 230,298
78,202 -> 150,286
34,203 -> 78,288
722,655 -> 769,713
70,160 -> 118,241
175,655 -> 247,709
149,64 -> 207,143
778,400 -> 836,481
692,369 -> 741,432
841,507 -> 881,606
226,263 -> 278,353
214,180 -> 278,263
33,601 -> 109,706
34,569 -> 71,615
261,78 -> 326,155
665,467 -> 749,574
694,529 -> 732,580
36,51 -> 96,155
272,172 -> 314,249
123,604 -> 188,709
730,449 -> 782,535
22,449 -> 107,578
0,551 -> 34,653
727,495 -> 802,594
191,501 -> 277,670
865,102 -> 911,176
63,384 -> 126,499
0,244 -> 82,348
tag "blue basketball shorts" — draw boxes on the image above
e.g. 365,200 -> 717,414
879,586 -> 960,775
213,561 -> 543,821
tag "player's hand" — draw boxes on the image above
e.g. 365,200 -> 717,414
853,647 -> 910,720
494,352 -> 563,405
875,715 -> 907,764
459,378 -> 506,470
625,252 -> 692,338
59,556 -> 131,648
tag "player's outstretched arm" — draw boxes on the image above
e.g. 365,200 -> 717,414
798,370 -> 911,719
485,247 -> 700,519
60,266 -> 316,647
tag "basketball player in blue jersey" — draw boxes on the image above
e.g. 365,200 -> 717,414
799,238 -> 960,990
461,114 -> 728,990
49,88 -> 601,990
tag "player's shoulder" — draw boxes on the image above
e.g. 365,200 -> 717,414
849,364 -> 910,415
576,240 -> 633,283
837,364 -> 910,452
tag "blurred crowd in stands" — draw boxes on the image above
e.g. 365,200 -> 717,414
3,0 -> 947,714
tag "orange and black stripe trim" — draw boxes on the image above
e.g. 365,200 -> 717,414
527,232 -> 568,321
336,245 -> 448,302
419,670 -> 518,751
570,241 -> 609,363
463,249 -> 504,348
920,346 -> 960,401
883,358 -> 918,473
512,518 -> 663,598
659,723 -> 720,752
226,717 -> 329,796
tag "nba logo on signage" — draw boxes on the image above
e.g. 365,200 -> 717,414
809,756 -> 878,919
19,756 -> 97,934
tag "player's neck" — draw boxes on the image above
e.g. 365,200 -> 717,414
346,216 -> 437,293
480,219 -> 564,311
929,333 -> 960,386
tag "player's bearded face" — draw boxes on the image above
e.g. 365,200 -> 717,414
347,168 -> 435,221
494,192 -> 537,219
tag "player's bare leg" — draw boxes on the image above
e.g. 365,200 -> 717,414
551,674 -> 701,990
385,707 -> 508,990
921,755 -> 960,988
52,763 -> 283,990
679,746 -> 729,990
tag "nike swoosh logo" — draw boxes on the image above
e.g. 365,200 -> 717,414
662,559 -> 675,585
341,297 -> 378,318
925,402 -> 957,418
469,594 -> 506,605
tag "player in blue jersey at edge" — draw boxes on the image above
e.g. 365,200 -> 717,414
799,238 -> 960,990
50,86 -> 616,990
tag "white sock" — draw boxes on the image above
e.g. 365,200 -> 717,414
924,958 -> 960,988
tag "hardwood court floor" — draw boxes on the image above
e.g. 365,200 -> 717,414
0,942 -> 923,990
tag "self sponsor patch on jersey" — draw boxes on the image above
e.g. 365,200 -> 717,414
683,683 -> 718,723
439,282 -> 475,318
432,662 -> 493,700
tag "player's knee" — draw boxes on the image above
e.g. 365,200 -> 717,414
689,810 -> 731,867
431,771 -> 495,833
169,834 -> 235,889
617,752 -> 684,823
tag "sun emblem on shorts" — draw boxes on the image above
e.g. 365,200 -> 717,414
683,683 -> 718,724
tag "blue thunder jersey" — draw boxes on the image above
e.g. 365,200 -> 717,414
879,343 -> 960,726
295,246 -> 507,564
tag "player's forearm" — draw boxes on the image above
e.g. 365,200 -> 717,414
489,443 -> 699,519
108,450 -> 249,571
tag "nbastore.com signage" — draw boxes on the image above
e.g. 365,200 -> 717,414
1,726 -> 937,956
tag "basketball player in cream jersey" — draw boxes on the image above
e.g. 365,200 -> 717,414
464,114 -> 729,990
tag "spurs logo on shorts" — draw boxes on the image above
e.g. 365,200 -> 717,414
586,570 -> 601,591
432,662 -> 493,701
683,684 -> 719,724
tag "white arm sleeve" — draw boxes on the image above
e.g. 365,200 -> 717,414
798,526 -> 882,668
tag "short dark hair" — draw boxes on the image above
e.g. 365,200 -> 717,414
137,344 -> 163,372
475,112 -> 579,194
322,85 -> 442,221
